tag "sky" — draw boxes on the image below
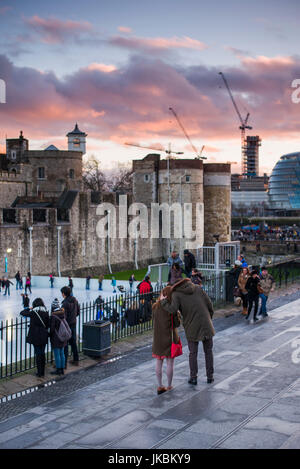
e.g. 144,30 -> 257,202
0,0 -> 300,173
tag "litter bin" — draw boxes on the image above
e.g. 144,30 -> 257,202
82,320 -> 111,357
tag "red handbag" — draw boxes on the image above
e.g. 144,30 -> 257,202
170,314 -> 183,358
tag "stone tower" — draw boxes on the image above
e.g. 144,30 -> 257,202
66,123 -> 87,154
203,163 -> 231,244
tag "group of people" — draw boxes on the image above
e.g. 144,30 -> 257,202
167,250 -> 203,286
0,271 -> 32,297
232,259 -> 275,321
20,286 -> 80,377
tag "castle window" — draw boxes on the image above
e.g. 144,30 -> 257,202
18,240 -> 22,258
144,174 -> 150,183
73,138 -> 81,147
44,237 -> 49,255
185,175 -> 191,182
33,209 -> 46,224
3,209 -> 16,224
57,208 -> 69,222
38,167 -> 45,179
10,150 -> 17,160
69,169 -> 75,179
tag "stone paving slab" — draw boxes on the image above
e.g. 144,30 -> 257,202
1,296 -> 300,448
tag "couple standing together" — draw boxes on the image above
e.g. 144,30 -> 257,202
152,278 -> 215,394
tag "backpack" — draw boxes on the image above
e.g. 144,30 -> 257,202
55,316 -> 72,343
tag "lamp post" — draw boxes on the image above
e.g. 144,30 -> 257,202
5,248 -> 12,274
107,210 -> 112,274
57,226 -> 61,277
179,171 -> 187,258
28,226 -> 33,273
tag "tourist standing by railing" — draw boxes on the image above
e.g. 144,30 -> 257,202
61,286 -> 80,368
20,298 -> 49,378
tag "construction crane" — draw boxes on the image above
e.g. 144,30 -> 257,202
124,142 -> 184,158
169,107 -> 207,160
219,72 -> 252,177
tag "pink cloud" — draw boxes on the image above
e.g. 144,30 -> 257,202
109,35 -> 208,53
86,63 -> 118,73
0,5 -> 11,15
1,53 -> 300,161
118,26 -> 132,33
24,15 -> 93,43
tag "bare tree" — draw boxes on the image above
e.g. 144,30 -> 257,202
82,157 -> 107,192
107,167 -> 133,193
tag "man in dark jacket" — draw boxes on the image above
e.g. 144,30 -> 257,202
183,249 -> 196,278
161,278 -> 215,385
245,270 -> 261,322
61,286 -> 80,367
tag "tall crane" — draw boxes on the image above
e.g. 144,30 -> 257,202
219,72 -> 252,177
169,107 -> 207,160
124,142 -> 184,158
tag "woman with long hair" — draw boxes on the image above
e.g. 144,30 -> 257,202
152,286 -> 180,394
20,298 -> 49,377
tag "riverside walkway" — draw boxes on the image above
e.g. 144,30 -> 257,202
0,299 -> 300,449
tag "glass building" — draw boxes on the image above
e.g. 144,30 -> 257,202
268,152 -> 300,210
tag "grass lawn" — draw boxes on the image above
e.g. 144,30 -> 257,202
102,268 -> 149,281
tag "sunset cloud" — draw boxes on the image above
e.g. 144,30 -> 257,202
24,15 -> 94,43
108,35 -> 208,54
118,26 -> 132,33
1,53 -> 300,152
86,63 -> 118,73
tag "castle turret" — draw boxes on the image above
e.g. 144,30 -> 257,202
66,123 -> 87,154
203,163 -> 231,244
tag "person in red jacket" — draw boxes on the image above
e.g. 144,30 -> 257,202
137,276 -> 153,322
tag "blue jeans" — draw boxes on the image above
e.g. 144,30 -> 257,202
53,348 -> 65,369
259,293 -> 268,315
4,286 -> 10,296
98,282 -> 102,291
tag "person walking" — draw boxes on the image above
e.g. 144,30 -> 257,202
3,278 -> 13,296
20,298 -> 49,378
21,293 -> 30,309
183,249 -> 196,278
238,267 -> 251,315
169,263 -> 183,286
25,275 -> 32,294
129,274 -> 136,294
98,273 -> 104,291
259,267 -> 275,318
68,277 -> 73,294
152,286 -> 181,394
15,271 -> 21,290
111,277 -> 117,294
245,270 -> 261,322
50,298 -> 68,376
61,286 -> 80,368
86,275 -> 91,290
49,274 -> 54,288
161,278 -> 215,385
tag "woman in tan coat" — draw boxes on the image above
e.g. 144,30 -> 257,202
152,286 -> 180,394
238,267 -> 251,315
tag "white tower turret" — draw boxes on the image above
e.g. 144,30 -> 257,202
66,123 -> 87,154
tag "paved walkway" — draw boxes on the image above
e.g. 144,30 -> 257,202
0,299 -> 300,449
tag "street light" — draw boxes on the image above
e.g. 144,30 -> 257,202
57,226 -> 62,277
28,226 -> 33,273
